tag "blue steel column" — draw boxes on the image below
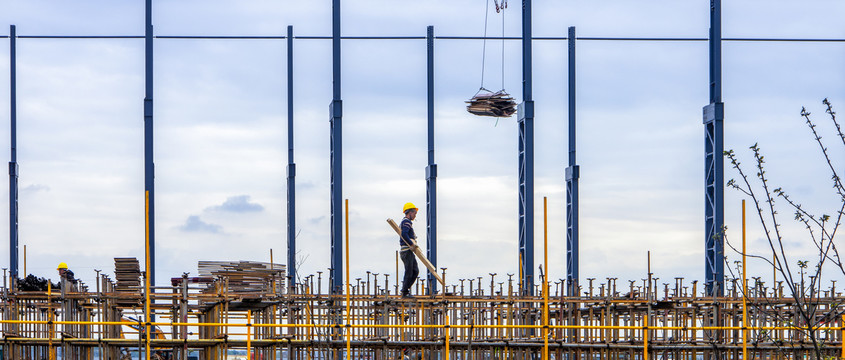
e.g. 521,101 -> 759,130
329,0 -> 343,295
565,26 -> 580,296
286,25 -> 297,291
8,25 -> 19,280
517,0 -> 535,296
144,0 -> 156,287
425,25 -> 438,295
703,0 -> 725,298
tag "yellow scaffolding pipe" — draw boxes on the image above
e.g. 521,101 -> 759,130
345,198 -> 352,360
247,310 -> 252,359
644,315 -> 649,360
445,314 -> 450,360
543,196 -> 549,360
0,319 -> 828,332
48,281 -> 54,360
145,190 -> 151,360
742,200 -> 748,360
839,315 -> 845,359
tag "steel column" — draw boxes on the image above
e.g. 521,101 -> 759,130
517,0 -> 535,296
286,25 -> 297,291
425,25 -> 438,295
703,0 -> 724,298
565,26 -> 580,296
329,0 -> 343,295
8,25 -> 18,280
144,0 -> 156,288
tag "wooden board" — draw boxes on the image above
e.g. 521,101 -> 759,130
198,260 -> 285,293
387,218 -> 445,286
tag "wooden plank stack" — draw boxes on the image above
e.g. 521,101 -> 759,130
198,260 -> 285,294
113,257 -> 142,306
466,89 -> 517,117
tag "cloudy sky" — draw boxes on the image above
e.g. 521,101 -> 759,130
1,1 -> 844,294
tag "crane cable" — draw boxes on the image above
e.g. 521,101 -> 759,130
479,0 -> 491,90
469,0 -> 515,121
480,0 -> 507,93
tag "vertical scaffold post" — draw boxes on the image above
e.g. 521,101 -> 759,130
565,26 -> 580,297
517,0 -> 535,296
287,25 -> 297,292
329,0 -> 344,295
8,25 -> 19,281
144,0 -> 156,288
425,25 -> 438,295
703,0 -> 724,298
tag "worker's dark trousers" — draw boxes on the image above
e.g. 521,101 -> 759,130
400,250 -> 419,295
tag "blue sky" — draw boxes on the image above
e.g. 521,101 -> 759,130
1,1 -> 845,293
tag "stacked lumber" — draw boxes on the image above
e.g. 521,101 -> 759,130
113,257 -> 142,306
198,260 -> 285,294
466,89 -> 517,117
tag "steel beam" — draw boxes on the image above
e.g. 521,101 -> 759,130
517,0 -> 535,297
425,25 -> 438,295
144,0 -> 156,288
8,25 -> 18,280
287,25 -> 297,291
329,0 -> 343,295
704,0 -> 724,298
565,26 -> 580,296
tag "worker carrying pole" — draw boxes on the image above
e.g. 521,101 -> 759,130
387,206 -> 444,293
399,203 -> 421,298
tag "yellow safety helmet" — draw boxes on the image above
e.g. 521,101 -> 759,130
57,262 -> 68,270
402,202 -> 418,213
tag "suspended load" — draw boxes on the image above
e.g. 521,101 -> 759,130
466,88 -> 516,117
467,0 -> 515,119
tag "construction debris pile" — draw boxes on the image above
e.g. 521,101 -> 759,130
466,89 -> 517,117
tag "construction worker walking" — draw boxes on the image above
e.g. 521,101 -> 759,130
399,203 -> 420,298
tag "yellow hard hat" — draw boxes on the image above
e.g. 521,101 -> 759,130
402,202 -> 418,213
57,262 -> 68,270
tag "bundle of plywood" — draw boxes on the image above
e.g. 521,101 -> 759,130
466,89 -> 517,117
198,260 -> 285,294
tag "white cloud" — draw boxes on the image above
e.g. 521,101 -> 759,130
205,195 -> 264,213
22,183 -> 49,193
178,215 -> 223,234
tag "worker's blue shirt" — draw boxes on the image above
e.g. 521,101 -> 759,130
400,217 -> 415,250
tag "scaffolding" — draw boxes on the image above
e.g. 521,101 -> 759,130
2,268 -> 844,360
